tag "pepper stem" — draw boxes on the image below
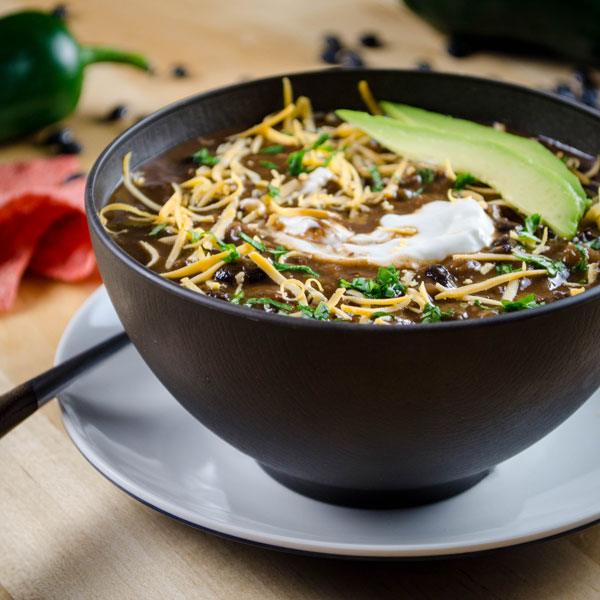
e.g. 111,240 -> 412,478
79,45 -> 151,72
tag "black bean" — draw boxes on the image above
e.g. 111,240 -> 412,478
244,265 -> 267,283
321,35 -> 342,64
416,60 -> 432,71
105,104 -> 128,121
495,217 -> 519,232
425,264 -> 457,288
359,33 -> 383,48
554,83 -> 577,100
574,65 -> 595,89
446,35 -> 473,57
491,235 -> 513,254
62,172 -> 86,184
581,86 -> 598,108
58,140 -> 83,155
173,65 -> 188,78
335,49 -> 364,68
51,4 -> 68,19
42,127 -> 73,146
214,267 -> 236,286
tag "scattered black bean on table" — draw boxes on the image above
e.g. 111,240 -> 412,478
51,4 -> 68,19
321,35 -> 342,64
416,60 -> 432,71
173,65 -> 189,78
42,127 -> 74,146
104,104 -> 129,121
359,33 -> 383,48
336,49 -> 364,68
57,140 -> 83,155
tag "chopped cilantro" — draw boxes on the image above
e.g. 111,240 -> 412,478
584,237 -> 600,250
369,165 -> 384,192
298,301 -> 331,320
512,251 -> 567,278
230,291 -> 245,305
312,133 -> 330,149
417,168 -> 434,183
501,293 -> 544,312
191,148 -> 219,166
287,149 -> 307,175
369,311 -> 391,320
267,183 -> 281,197
474,299 -> 495,310
575,243 -> 590,272
340,266 -> 406,299
421,303 -> 454,323
274,262 -> 321,278
516,213 -> 542,244
267,245 -> 289,258
187,229 -> 201,243
259,160 -> 279,171
261,144 -> 284,154
324,149 -> 342,167
149,223 -> 167,236
238,232 -> 265,252
495,263 -> 513,275
191,231 -> 240,262
245,298 -> 293,312
453,173 -> 476,190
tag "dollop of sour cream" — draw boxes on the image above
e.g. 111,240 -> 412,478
267,198 -> 496,267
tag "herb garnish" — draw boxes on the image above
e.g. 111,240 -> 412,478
584,238 -> 600,250
230,291 -> 245,304
287,149 -> 307,175
149,223 -> 167,236
417,168 -> 434,183
238,232 -> 265,252
191,148 -> 219,166
516,213 -> 542,244
274,262 -> 321,278
190,231 -> 240,262
369,165 -> 384,192
474,299 -> 495,310
268,245 -> 289,258
369,311 -> 391,320
512,250 -> 567,277
298,301 -> 331,320
261,145 -> 284,154
267,183 -> 281,197
340,266 -> 406,299
501,293 -> 544,312
575,243 -> 589,272
245,298 -> 293,311
324,149 -> 342,167
453,173 -> 476,190
421,303 -> 454,323
495,263 -> 513,275
259,160 -> 279,171
312,133 -> 330,149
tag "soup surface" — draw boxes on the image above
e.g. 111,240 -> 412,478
101,84 -> 600,324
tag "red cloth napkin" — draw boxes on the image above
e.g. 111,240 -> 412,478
0,156 -> 96,311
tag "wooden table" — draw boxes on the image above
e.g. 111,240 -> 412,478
2,0 -> 600,597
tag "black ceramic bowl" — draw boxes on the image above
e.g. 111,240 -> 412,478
86,69 -> 600,508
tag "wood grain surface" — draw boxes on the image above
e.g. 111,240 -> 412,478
1,0 -> 600,598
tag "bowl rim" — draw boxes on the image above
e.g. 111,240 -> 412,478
86,67 -> 600,333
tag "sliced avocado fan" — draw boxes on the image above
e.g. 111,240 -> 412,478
381,101 -> 587,207
336,109 -> 584,239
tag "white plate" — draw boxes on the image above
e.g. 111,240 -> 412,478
57,286 -> 600,559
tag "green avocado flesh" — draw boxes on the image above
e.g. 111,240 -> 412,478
336,109 -> 584,239
381,102 -> 587,208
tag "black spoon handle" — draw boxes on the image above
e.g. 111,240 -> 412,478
0,331 -> 130,438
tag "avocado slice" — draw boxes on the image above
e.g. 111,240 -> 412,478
381,101 -> 587,206
336,109 -> 583,238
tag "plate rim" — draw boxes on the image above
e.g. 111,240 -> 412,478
56,286 -> 600,559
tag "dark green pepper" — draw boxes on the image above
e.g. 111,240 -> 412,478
404,0 -> 600,64
0,10 -> 150,143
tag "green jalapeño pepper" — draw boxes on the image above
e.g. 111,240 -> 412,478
0,10 -> 150,143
